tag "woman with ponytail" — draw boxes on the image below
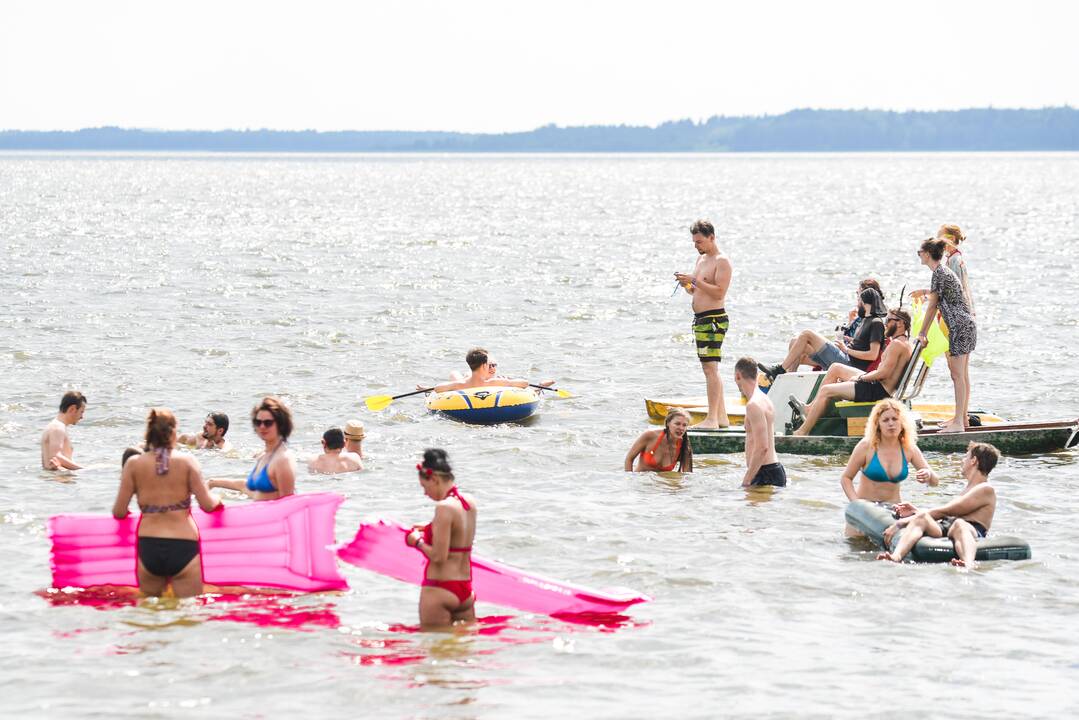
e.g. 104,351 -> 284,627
405,449 -> 478,629
112,408 -> 222,598
624,408 -> 693,472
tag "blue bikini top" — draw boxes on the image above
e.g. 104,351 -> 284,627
863,448 -> 908,484
246,443 -> 283,493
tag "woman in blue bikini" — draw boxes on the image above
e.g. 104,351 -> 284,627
210,396 -> 296,500
840,399 -> 937,533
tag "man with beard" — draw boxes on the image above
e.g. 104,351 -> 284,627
792,308 -> 913,436
178,412 -> 232,451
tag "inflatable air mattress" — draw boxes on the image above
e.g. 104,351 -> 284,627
425,386 -> 540,425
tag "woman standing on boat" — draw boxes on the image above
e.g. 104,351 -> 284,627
915,237 -> 977,433
840,400 -> 937,533
624,408 -> 694,472
406,449 -> 477,629
209,396 -> 296,500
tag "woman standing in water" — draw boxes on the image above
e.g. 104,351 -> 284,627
210,396 -> 296,500
915,238 -> 978,432
840,400 -> 937,534
112,408 -> 222,598
405,449 -> 477,629
624,408 -> 694,472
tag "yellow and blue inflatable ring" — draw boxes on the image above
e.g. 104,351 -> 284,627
425,386 -> 540,425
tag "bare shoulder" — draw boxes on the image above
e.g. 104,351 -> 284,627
849,438 -> 871,461
637,428 -> 662,443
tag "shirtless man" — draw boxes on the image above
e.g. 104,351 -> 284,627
734,358 -> 785,487
878,442 -> 1000,567
674,220 -> 732,429
308,427 -> 363,474
41,391 -> 86,470
792,308 -> 913,436
429,348 -> 553,393
177,412 -> 231,451
343,419 -> 365,459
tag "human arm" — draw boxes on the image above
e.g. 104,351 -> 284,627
430,380 -> 466,393
186,458 -> 223,513
918,292 -> 941,344
858,342 -> 906,383
740,406 -> 767,487
927,485 -> 996,521
839,440 -> 869,501
48,453 -> 82,471
112,461 -> 136,519
207,478 -> 253,496
673,272 -> 696,295
681,257 -> 732,302
406,504 -> 454,563
907,445 -> 938,486
623,432 -> 652,471
909,288 -> 930,300
176,432 -> 197,447
43,425 -> 82,470
842,318 -> 884,361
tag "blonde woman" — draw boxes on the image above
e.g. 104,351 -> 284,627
624,408 -> 694,472
912,224 -> 974,315
840,400 -> 938,511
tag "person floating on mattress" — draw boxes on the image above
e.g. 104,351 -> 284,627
791,308 -> 913,436
839,399 -> 937,536
405,449 -> 478,629
625,408 -> 693,472
877,442 -> 999,567
425,347 -> 553,393
112,407 -> 223,598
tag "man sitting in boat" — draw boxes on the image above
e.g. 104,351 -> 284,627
429,347 -> 554,392
877,441 -> 999,567
760,283 -> 887,379
792,308 -> 913,436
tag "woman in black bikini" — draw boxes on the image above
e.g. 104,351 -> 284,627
112,408 -> 222,598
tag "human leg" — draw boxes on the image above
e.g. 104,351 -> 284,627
781,330 -> 829,371
878,512 -> 942,562
942,354 -> 969,433
168,554 -> 206,598
793,382 -> 855,436
948,519 -> 978,568
136,560 -> 169,597
697,360 -> 729,429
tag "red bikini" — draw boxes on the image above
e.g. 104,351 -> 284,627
641,433 -> 683,471
415,486 -> 474,605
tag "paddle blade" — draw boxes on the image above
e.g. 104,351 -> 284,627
554,388 -> 575,399
364,395 -> 394,412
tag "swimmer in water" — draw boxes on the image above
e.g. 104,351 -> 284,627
112,408 -> 222,598
308,427 -> 363,474
41,391 -> 86,470
624,408 -> 693,472
840,399 -> 938,536
343,419 -> 366,460
733,357 -> 785,487
177,412 -> 232,451
209,396 -> 296,500
405,449 -> 477,630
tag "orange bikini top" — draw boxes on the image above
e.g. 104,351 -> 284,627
641,432 -> 682,471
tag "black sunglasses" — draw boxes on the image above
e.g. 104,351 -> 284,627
252,417 -> 276,428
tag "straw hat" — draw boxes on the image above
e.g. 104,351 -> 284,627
343,420 -> 365,441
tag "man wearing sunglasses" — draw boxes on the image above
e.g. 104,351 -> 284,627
427,347 -> 553,393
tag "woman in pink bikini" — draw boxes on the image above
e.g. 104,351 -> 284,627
405,448 -> 478,629
624,408 -> 693,472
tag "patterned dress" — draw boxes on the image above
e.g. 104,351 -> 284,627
931,263 -> 977,356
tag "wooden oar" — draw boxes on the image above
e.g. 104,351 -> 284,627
530,384 -> 574,398
364,388 -> 434,412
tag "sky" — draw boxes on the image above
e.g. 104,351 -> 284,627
1,1 -> 1077,132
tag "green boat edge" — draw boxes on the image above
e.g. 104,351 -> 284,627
689,420 -> 1079,456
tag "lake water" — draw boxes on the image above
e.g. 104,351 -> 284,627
1,152 -> 1077,718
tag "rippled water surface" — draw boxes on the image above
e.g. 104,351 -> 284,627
2,152 -> 1078,718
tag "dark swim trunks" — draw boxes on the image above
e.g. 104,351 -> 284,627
938,516 -> 988,538
693,308 -> 729,363
853,379 -> 891,403
750,462 -> 787,487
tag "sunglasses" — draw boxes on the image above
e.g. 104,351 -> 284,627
252,417 -> 276,428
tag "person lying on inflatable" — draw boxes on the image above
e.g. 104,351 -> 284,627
878,442 -> 999,568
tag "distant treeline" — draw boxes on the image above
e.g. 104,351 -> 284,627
3,108 -> 1078,152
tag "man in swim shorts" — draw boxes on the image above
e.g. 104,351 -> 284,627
308,427 -> 363,474
177,412 -> 232,451
734,357 -> 785,487
792,309 -> 913,436
343,419 -> 366,459
674,220 -> 732,429
41,391 -> 86,470
429,348 -> 553,393
878,442 -> 999,567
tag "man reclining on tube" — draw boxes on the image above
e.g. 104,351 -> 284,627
791,308 -> 912,436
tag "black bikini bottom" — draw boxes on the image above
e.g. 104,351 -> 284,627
137,537 -> 200,578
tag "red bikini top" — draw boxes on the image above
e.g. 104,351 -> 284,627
420,486 -> 472,552
641,432 -> 682,471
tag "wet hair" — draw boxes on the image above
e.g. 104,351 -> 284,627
734,357 -> 758,381
859,287 -> 887,318
662,409 -> 694,472
59,391 -> 86,413
967,442 -> 1000,476
322,427 -> 345,450
888,308 -> 911,333
144,407 -> 177,450
420,448 -> 454,480
864,399 -> 917,451
465,348 -> 489,371
121,447 -> 142,467
938,224 -> 965,246
858,278 -> 884,301
208,412 -> 229,435
920,238 -> 947,261
251,396 -> 293,440
689,219 -> 715,238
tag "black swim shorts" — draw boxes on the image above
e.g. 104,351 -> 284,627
750,462 -> 787,487
853,379 -> 891,403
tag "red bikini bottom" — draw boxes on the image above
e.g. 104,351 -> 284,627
422,578 -> 474,605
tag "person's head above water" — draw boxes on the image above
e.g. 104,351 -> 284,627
663,408 -> 692,437
59,391 -> 87,424
865,399 -> 917,450
322,427 -> 345,450
204,412 -> 229,439
251,396 -> 293,441
145,407 -> 177,450
417,448 -> 454,483
121,446 -> 142,467
465,348 -> 490,371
